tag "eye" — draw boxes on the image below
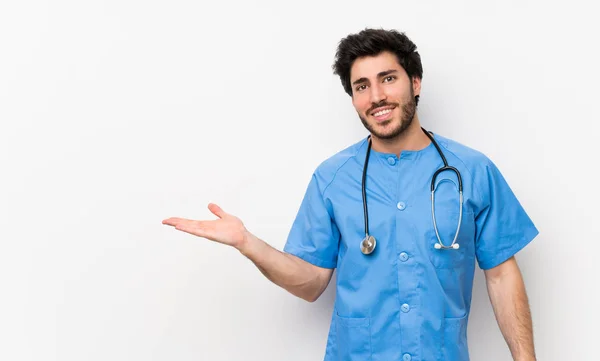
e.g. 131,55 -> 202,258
383,75 -> 396,83
355,84 -> 367,92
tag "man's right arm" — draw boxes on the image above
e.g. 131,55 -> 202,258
237,231 -> 334,302
162,203 -> 334,303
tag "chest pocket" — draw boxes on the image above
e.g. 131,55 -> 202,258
426,178 -> 476,269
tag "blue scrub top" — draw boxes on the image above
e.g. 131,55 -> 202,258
283,133 -> 539,361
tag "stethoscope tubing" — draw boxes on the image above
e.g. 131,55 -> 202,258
360,127 -> 464,254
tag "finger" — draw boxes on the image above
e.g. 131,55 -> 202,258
174,222 -> 202,236
162,217 -> 190,227
208,203 -> 226,219
175,221 -> 214,240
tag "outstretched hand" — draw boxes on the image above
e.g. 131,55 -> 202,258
162,203 -> 248,249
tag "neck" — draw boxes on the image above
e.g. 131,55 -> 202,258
369,115 -> 431,156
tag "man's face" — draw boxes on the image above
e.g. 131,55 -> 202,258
350,51 -> 421,140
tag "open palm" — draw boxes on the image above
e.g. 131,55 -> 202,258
162,203 -> 247,248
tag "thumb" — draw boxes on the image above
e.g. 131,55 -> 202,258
208,203 -> 226,219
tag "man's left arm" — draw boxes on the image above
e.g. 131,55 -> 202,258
484,256 -> 536,361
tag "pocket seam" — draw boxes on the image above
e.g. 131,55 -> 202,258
336,313 -> 370,328
335,313 -> 372,360
444,313 -> 468,324
428,209 -> 475,269
442,314 -> 469,360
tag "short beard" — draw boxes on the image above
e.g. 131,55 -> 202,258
359,91 -> 417,140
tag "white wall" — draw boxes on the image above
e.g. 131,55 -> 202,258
1,1 -> 598,360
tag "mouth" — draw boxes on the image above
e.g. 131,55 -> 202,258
370,105 -> 396,122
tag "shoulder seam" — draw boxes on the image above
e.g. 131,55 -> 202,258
438,141 -> 486,205
322,140 -> 365,198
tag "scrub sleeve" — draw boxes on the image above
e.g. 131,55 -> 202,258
283,172 -> 340,269
474,160 -> 539,270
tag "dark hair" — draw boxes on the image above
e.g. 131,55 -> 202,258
332,28 -> 423,104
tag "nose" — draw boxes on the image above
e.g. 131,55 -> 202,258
369,83 -> 386,104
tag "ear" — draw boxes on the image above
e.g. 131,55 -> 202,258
412,77 -> 422,96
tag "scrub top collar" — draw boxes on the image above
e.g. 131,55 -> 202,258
362,132 -> 446,162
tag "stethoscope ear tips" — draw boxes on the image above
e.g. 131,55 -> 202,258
434,242 -> 460,250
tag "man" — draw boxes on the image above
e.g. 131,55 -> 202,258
162,28 -> 539,361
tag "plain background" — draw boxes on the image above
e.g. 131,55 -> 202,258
1,1 -> 598,360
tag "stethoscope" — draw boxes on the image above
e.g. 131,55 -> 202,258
360,127 -> 463,255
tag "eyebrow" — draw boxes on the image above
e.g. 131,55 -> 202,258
352,69 -> 399,86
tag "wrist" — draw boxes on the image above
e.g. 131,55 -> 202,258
515,355 -> 536,361
236,230 -> 255,256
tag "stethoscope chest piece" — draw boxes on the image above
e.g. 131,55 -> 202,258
361,235 -> 376,255
359,128 -> 465,255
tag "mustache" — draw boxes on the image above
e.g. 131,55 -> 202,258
367,101 -> 399,114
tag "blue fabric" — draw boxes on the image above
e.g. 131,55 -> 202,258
283,133 -> 539,361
